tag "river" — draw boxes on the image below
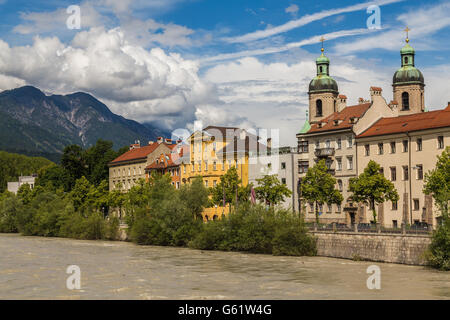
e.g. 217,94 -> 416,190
0,234 -> 448,299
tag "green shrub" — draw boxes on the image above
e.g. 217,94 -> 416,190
0,192 -> 20,233
426,218 -> 450,271
190,205 -> 317,257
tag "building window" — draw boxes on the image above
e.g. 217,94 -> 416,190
315,140 -> 320,149
336,204 -> 341,212
393,220 -> 398,228
326,140 -> 331,148
184,165 -> 186,174
402,92 -> 410,110
392,201 -> 398,210
281,162 -> 286,170
378,143 -> 384,155
403,165 -> 409,181
336,157 -> 342,171
299,141 -> 309,153
298,161 -> 309,174
416,164 -> 423,180
198,163 -> 202,171
205,180 -> 208,188
417,138 -> 422,151
379,167 -> 384,176
213,142 -> 216,151
337,179 -> 343,191
365,144 -> 370,156
390,167 -> 397,181
337,138 -> 342,149
347,136 -> 353,148
213,180 -> 217,187
347,156 -> 353,170
326,204 -> 332,213
413,199 -> 420,211
403,140 -> 408,152
438,136 -> 444,149
390,141 -> 396,154
204,161 -> 208,171
281,178 -> 287,185
316,100 -> 323,116
213,161 -> 217,170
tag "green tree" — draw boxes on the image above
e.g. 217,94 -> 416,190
179,176 -> 210,220
61,144 -> 86,190
349,160 -> 399,224
70,176 -> 94,213
301,159 -> 343,223
255,174 -> 292,207
210,167 -> 248,211
35,164 -> 71,191
424,146 -> 450,220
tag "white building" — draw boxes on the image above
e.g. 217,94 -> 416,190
7,175 -> 36,194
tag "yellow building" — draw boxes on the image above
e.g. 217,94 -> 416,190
180,126 -> 265,220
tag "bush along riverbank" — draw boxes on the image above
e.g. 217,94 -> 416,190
0,172 -> 317,257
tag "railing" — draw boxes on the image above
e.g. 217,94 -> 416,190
314,147 -> 335,158
306,223 -> 433,235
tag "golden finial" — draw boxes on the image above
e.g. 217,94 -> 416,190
404,26 -> 410,43
320,36 -> 325,52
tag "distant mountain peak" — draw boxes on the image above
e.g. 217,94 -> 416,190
0,85 -> 169,160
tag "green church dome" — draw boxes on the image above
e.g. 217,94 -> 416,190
393,67 -> 424,85
309,76 -> 339,93
393,42 -> 424,86
309,52 -> 338,94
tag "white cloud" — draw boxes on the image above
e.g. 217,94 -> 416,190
0,27 -> 216,129
202,28 -> 372,64
334,2 -> 450,54
223,0 -> 404,43
13,3 -> 105,34
285,4 -> 299,16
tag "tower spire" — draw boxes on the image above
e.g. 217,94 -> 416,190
320,36 -> 325,53
404,26 -> 411,43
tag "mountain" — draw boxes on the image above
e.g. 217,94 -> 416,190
0,86 -> 168,161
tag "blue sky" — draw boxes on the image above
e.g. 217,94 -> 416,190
0,0 -> 449,145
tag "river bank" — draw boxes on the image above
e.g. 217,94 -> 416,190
0,233 -> 449,300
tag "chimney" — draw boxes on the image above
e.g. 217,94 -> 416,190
165,138 -> 172,144
337,95 -> 347,112
176,139 -> 182,144
148,141 -> 154,145
370,86 -> 382,102
358,97 -> 365,104
157,137 -> 163,144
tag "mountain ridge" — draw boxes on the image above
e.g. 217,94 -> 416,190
0,86 -> 168,161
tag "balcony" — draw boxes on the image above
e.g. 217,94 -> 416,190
314,147 -> 335,158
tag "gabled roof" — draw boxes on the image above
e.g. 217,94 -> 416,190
357,104 -> 450,138
145,153 -> 178,170
306,103 -> 371,134
110,142 -> 174,164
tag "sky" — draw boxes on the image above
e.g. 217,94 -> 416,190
0,0 -> 449,146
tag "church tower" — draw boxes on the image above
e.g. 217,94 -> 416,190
308,38 -> 339,124
392,27 -> 425,114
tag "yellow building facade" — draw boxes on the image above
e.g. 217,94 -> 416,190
180,126 -> 256,220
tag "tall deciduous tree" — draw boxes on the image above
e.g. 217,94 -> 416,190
349,160 -> 399,224
424,146 -> 450,220
301,159 -> 343,223
255,174 -> 292,207
210,167 -> 248,211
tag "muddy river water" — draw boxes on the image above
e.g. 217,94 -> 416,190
0,234 -> 448,299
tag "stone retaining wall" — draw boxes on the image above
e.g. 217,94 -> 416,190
312,231 -> 431,265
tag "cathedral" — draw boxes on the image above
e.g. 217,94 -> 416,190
296,31 -> 449,228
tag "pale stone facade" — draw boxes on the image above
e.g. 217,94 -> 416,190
309,92 -> 338,124
393,83 -> 425,115
357,125 -> 450,227
108,142 -> 173,191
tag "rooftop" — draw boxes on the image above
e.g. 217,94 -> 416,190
357,104 -> 450,138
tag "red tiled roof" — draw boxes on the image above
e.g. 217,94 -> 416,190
357,106 -> 450,138
145,153 -> 178,170
110,142 -> 173,164
338,95 -> 347,99
307,103 -> 371,134
370,86 -> 382,91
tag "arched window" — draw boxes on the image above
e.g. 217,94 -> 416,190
319,66 -> 323,73
316,99 -> 323,116
404,57 -> 408,64
402,92 -> 410,110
